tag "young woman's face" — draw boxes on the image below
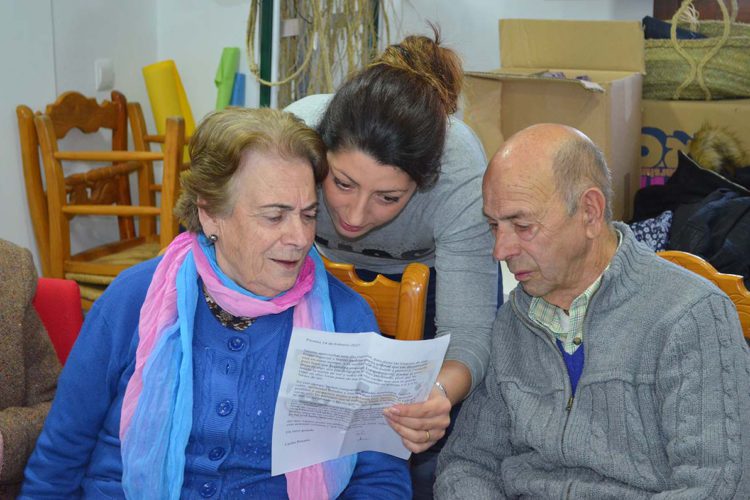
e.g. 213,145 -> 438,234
322,149 -> 417,239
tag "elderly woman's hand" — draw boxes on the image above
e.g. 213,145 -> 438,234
383,385 -> 452,453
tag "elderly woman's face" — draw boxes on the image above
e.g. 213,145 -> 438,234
199,150 -> 318,296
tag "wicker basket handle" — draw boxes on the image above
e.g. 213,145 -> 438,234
670,0 -> 738,99
244,0 -> 318,87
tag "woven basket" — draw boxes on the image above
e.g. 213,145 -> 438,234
644,0 -> 750,100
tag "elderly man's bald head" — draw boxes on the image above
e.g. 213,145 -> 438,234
486,124 -> 613,223
482,124 -> 617,309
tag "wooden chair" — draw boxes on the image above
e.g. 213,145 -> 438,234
17,91 -> 135,277
17,104 -> 52,277
127,101 -> 190,238
33,91 -> 185,308
322,256 -> 430,341
658,250 -> 750,341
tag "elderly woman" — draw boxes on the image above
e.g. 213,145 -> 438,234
21,108 -> 410,499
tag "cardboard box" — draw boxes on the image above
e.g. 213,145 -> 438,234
641,98 -> 750,185
464,19 -> 644,220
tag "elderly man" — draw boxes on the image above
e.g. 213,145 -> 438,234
435,124 -> 750,499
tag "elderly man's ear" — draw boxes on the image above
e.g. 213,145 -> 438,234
579,187 -> 607,238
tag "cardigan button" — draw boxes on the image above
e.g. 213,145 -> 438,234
200,481 -> 217,497
208,446 -> 226,461
572,337 -> 582,346
217,399 -> 233,416
228,336 -> 246,351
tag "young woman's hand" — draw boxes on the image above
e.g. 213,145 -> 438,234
383,385 -> 452,453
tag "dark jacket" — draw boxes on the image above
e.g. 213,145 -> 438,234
668,188 -> 750,288
632,151 -> 750,223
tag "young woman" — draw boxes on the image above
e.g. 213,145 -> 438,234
286,29 -> 499,498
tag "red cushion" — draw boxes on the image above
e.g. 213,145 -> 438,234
32,277 -> 83,364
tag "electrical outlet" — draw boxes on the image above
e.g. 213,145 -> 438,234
95,58 -> 115,91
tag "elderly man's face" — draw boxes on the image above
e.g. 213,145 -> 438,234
201,150 -> 318,297
483,164 -> 589,308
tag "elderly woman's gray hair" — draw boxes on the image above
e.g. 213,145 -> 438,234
174,107 -> 328,233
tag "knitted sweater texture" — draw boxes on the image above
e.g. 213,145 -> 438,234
436,223 -> 750,499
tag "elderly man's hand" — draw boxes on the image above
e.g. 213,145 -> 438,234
383,385 -> 452,453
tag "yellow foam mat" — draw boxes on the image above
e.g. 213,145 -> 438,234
143,60 -> 196,136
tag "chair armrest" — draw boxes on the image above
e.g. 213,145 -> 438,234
62,205 -> 161,216
54,151 -> 162,162
64,161 -> 142,186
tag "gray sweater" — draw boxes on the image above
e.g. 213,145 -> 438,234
436,223 -> 750,499
286,95 -> 498,390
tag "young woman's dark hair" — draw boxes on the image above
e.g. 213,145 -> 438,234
316,27 -> 463,190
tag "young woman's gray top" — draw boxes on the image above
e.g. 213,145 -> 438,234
286,94 -> 498,391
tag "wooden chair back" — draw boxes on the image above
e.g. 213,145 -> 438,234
17,91 -> 137,276
127,101 -> 190,238
33,92 -> 185,307
46,91 -> 137,238
322,256 -> 430,341
17,104 -> 51,276
658,250 -> 750,340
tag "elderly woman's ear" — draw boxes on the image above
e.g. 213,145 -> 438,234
197,199 -> 220,239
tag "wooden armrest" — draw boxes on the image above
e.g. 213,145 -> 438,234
65,161 -> 141,186
144,134 -> 165,144
144,133 -> 191,144
62,205 -> 161,216
54,151 -> 163,162
658,250 -> 750,341
321,256 -> 399,288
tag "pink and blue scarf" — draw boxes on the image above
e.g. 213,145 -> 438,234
120,232 -> 356,499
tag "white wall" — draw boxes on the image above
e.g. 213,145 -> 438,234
53,0 -> 159,255
0,0 -> 158,268
53,0 -> 157,103
156,0 -> 261,124
0,1 -> 56,258
0,0 -> 259,272
0,0 -> 652,278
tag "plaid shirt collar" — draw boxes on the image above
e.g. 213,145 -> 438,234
528,229 -> 622,354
